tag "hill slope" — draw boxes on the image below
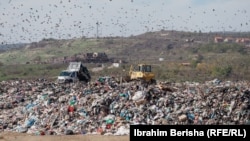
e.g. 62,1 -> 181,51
0,30 -> 250,82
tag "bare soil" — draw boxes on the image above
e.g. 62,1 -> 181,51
0,132 -> 129,141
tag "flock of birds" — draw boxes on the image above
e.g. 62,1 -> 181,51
0,0 -> 249,45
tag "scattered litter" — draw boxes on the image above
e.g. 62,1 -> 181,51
0,78 -> 249,135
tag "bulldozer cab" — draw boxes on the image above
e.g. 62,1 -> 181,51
130,64 -> 152,73
141,64 -> 151,72
132,64 -> 152,72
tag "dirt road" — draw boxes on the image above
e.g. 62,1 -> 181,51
0,132 -> 129,141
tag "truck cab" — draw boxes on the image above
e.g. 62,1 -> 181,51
57,70 -> 78,83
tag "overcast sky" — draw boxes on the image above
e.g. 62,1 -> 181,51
0,0 -> 250,44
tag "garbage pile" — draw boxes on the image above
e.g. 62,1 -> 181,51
0,77 -> 249,136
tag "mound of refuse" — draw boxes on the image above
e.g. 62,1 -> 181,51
0,78 -> 249,135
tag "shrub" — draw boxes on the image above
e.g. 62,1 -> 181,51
105,39 -> 114,45
198,43 -> 247,54
0,61 -> 3,66
212,65 -> 232,78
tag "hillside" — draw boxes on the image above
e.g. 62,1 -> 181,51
0,30 -> 250,82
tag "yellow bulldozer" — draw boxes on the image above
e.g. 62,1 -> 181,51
124,64 -> 156,84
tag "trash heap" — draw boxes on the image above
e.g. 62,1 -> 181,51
0,78 -> 249,136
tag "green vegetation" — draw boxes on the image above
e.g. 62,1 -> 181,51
195,43 -> 247,54
0,64 -> 65,81
0,31 -> 250,82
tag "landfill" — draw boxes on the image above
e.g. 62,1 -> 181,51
0,77 -> 249,136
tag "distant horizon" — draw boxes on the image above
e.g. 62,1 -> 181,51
1,29 -> 250,45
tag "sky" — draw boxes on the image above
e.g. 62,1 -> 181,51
0,0 -> 250,44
